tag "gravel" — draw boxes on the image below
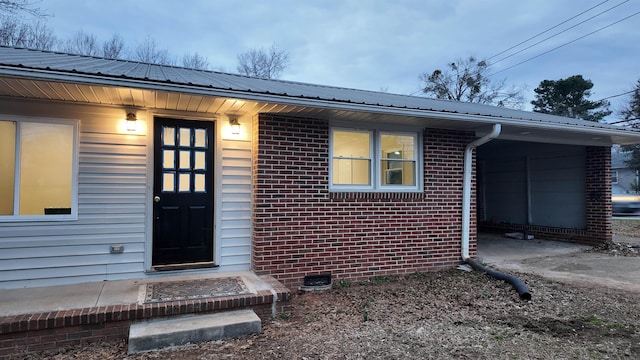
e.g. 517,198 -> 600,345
19,220 -> 640,359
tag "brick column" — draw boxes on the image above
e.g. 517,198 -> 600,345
585,146 -> 612,244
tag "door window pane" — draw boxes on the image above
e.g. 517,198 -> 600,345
194,173 -> 205,192
194,151 -> 206,170
179,173 -> 191,192
0,121 -> 16,215
163,150 -> 175,169
162,126 -> 175,146
179,150 -> 191,169
195,129 -> 206,148
179,128 -> 191,147
162,172 -> 175,192
19,122 -> 73,215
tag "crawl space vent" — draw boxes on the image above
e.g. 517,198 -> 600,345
300,274 -> 332,291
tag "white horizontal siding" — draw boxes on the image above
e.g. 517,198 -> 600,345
1,98 -> 256,289
0,99 -> 148,288
218,139 -> 252,270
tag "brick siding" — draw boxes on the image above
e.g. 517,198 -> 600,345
252,115 -> 476,289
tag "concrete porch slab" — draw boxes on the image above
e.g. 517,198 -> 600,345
0,271 -> 277,317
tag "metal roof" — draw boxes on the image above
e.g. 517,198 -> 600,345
1,46 -> 640,146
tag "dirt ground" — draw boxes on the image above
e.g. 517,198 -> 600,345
21,220 -> 640,360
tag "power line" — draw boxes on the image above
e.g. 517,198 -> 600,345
487,0 -> 612,61
489,10 -> 640,77
609,117 -> 640,125
596,90 -> 635,101
491,0 -> 629,66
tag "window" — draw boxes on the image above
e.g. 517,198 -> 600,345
611,170 -> 619,184
330,127 -> 421,191
0,118 -> 78,221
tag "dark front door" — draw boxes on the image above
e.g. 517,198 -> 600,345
152,117 -> 215,266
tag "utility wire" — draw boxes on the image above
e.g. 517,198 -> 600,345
492,0 -> 629,66
609,117 -> 640,125
487,0 -> 612,61
596,90 -> 635,101
489,10 -> 640,77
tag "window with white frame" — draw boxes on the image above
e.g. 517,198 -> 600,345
611,170 -> 619,184
0,118 -> 78,221
330,127 -> 421,191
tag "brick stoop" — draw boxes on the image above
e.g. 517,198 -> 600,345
0,276 -> 291,358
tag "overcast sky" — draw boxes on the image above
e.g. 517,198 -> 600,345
39,0 -> 639,119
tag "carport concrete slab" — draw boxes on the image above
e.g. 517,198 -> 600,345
478,234 -> 640,293
479,236 -> 590,265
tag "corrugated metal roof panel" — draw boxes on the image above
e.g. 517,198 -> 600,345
0,46 -> 635,136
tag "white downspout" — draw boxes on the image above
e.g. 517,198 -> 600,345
461,123 -> 501,260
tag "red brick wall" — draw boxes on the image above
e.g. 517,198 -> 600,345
252,115 -> 476,289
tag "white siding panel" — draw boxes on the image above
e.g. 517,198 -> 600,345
1,275 -> 108,289
1,98 -> 257,288
0,239 -> 144,259
218,144 -> 252,270
0,233 -> 144,248
0,265 -> 107,282
0,99 -> 148,288
221,254 -> 252,266
220,245 -> 251,257
2,253 -> 142,271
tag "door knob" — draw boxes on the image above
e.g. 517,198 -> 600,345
154,196 -> 160,203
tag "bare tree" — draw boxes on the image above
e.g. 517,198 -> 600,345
236,43 -> 290,79
132,35 -> 174,65
0,16 -> 55,49
0,16 -> 28,46
0,0 -> 48,17
182,52 -> 209,70
419,56 -> 524,108
25,18 -> 54,49
61,30 -> 99,56
102,33 -> 126,59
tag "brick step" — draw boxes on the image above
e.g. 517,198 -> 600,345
127,309 -> 261,354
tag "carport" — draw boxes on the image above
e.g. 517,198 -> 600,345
477,138 -> 610,245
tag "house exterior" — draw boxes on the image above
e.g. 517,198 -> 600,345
1,46 -> 640,290
611,150 -> 637,193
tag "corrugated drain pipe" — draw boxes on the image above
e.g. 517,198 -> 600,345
461,123 -> 531,301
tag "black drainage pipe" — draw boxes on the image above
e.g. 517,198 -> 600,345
465,258 -> 532,301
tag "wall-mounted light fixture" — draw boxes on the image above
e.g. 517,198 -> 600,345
125,112 -> 138,132
229,117 -> 241,135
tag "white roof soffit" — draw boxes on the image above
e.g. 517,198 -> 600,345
2,57 -> 640,146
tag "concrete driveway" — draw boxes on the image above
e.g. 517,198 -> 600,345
477,233 -> 640,294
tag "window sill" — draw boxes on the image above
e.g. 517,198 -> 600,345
329,192 -> 425,200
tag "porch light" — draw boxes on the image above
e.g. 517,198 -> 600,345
125,112 -> 138,132
229,117 -> 241,135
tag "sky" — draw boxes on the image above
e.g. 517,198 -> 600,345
33,0 -> 640,120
